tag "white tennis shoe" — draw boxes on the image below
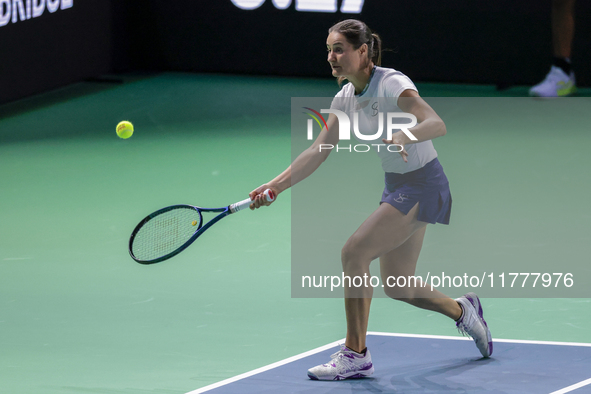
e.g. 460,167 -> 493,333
307,345 -> 374,380
455,292 -> 493,358
529,65 -> 576,97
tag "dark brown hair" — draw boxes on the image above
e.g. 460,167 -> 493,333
328,19 -> 382,85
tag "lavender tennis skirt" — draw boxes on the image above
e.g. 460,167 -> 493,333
380,158 -> 452,225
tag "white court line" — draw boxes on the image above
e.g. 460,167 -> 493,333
367,331 -> 591,347
548,377 -> 591,394
186,332 -> 591,394
184,338 -> 345,394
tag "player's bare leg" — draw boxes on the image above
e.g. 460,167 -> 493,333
552,0 -> 575,59
379,226 -> 461,319
340,202 -> 426,353
379,219 -> 492,357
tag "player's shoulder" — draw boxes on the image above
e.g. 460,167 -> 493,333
375,66 -> 414,84
334,82 -> 355,98
374,66 -> 418,97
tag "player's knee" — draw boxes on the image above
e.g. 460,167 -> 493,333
383,285 -> 416,302
341,237 -> 370,272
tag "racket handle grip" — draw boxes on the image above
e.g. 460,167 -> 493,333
229,189 -> 275,213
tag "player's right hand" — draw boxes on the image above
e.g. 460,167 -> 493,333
249,184 -> 278,210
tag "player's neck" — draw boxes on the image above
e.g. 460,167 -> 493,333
350,63 -> 375,95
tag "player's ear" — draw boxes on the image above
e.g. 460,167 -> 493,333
358,43 -> 368,57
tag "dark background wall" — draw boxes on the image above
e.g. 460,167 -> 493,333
2,0 -> 590,104
0,0 -> 113,104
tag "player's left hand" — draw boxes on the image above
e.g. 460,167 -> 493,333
382,131 -> 409,163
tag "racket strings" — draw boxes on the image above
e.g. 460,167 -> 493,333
132,207 -> 201,261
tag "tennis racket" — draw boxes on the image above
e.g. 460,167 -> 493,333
129,189 -> 275,264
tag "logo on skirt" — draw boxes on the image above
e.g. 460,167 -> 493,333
393,193 -> 409,203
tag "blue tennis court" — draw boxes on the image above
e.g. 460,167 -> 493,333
189,332 -> 591,394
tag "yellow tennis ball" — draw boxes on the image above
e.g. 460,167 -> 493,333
116,121 -> 134,139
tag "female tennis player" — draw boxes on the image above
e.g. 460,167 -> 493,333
249,19 -> 492,380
